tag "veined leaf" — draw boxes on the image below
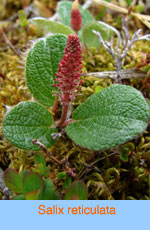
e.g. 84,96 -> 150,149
42,179 -> 59,200
66,84 -> 149,150
29,17 -> 74,35
2,102 -> 56,150
23,172 -> 45,200
25,34 -> 67,106
4,169 -> 23,194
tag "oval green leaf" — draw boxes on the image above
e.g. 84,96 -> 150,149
34,153 -> 46,168
2,101 -> 56,150
42,179 -> 59,200
13,195 -> 25,200
66,84 -> 149,150
23,172 -> 45,200
29,17 -> 74,35
4,169 -> 23,194
82,21 -> 120,48
64,180 -> 88,200
25,34 -> 67,106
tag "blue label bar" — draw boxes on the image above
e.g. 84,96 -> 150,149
0,200 -> 149,230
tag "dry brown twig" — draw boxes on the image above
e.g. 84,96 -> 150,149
93,19 -> 150,83
82,69 -> 146,80
1,30 -> 21,57
93,0 -> 150,29
32,139 -> 76,177
32,139 -> 61,165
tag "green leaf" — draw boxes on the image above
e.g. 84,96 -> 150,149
13,195 -> 25,200
23,172 -> 45,200
42,179 -> 59,200
34,164 -> 50,177
34,153 -> 46,168
25,190 -> 41,200
29,17 -> 74,35
4,169 -> 23,194
82,21 -> 121,49
146,98 -> 150,118
119,142 -> 134,162
25,34 -> 67,106
64,180 -> 88,200
58,1 -> 94,28
120,148 -> 129,162
21,169 -> 30,179
63,176 -> 72,189
57,172 -> 67,180
66,84 -> 149,150
2,101 -> 56,150
34,153 -> 48,176
34,153 -> 50,176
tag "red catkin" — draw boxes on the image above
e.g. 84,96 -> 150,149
53,34 -> 82,127
70,0 -> 82,33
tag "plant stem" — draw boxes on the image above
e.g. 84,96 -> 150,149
32,139 -> 61,165
59,104 -> 69,127
58,94 -> 70,127
1,30 -> 21,57
32,139 -> 76,177
52,96 -> 58,115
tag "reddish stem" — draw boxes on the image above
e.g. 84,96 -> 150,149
32,139 -> 61,165
58,94 -> 70,127
52,96 -> 58,115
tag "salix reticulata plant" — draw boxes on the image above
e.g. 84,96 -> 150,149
2,2 -> 150,164
2,31 -> 149,153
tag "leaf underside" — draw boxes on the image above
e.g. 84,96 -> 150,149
25,34 -> 67,106
29,18 -> 74,35
66,84 -> 149,151
82,21 -> 113,48
2,102 -> 56,150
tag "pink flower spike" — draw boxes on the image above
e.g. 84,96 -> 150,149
70,0 -> 82,34
53,34 -> 82,127
54,34 -> 82,105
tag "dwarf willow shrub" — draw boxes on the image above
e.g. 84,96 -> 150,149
2,32 -> 149,151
